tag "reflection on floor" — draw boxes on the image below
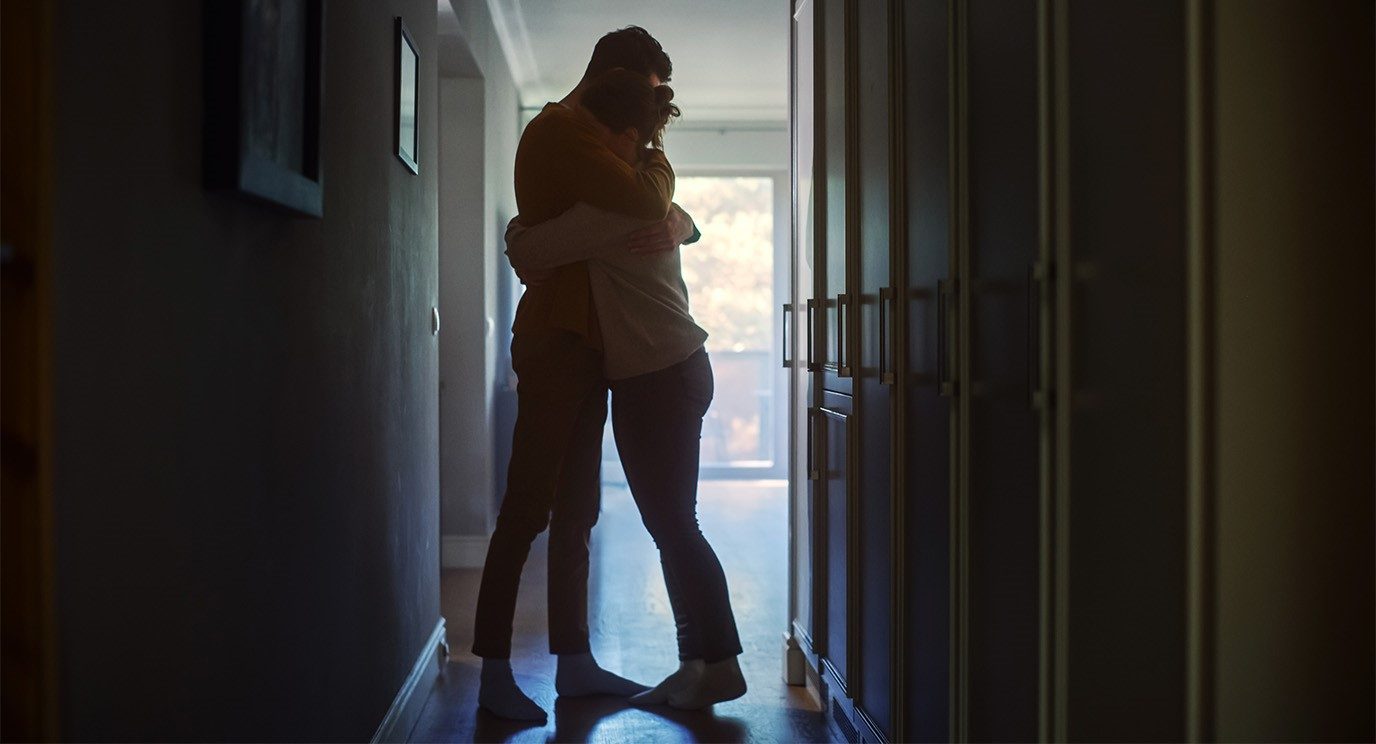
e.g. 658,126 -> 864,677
409,480 -> 827,743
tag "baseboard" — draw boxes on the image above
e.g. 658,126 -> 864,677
441,534 -> 490,568
854,702 -> 890,744
790,621 -> 825,710
784,631 -> 807,686
372,617 -> 447,744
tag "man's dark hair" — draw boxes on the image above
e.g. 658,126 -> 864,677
584,26 -> 672,83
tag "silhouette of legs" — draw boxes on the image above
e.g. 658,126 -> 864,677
610,349 -> 746,709
547,384 -> 606,657
474,331 -> 646,719
543,388 -> 648,698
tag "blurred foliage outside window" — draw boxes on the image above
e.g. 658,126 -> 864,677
676,177 -> 776,466
677,177 -> 774,352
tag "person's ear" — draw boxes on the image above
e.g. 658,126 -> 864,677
623,127 -> 640,145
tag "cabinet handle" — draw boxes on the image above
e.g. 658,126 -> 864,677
937,279 -> 954,397
782,303 -> 793,369
879,287 -> 895,385
806,298 -> 817,371
807,407 -> 821,481
837,293 -> 853,378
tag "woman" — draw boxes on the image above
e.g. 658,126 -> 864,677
504,69 -> 746,710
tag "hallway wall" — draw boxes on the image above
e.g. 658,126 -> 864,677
438,76 -> 493,544
435,0 -> 521,562
49,0 -> 441,738
1209,1 -> 1375,737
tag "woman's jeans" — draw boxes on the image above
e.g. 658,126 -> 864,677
610,348 -> 743,663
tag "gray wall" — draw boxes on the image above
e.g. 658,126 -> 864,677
50,0 -> 441,738
438,76 -> 493,540
1211,0 -> 1374,738
437,0 -> 521,554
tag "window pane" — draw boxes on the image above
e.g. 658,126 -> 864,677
676,176 -> 776,467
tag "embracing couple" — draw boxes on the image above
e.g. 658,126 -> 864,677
470,26 -> 746,723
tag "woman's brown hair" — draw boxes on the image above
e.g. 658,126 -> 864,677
581,68 -> 681,150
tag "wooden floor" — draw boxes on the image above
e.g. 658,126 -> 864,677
409,480 -> 827,743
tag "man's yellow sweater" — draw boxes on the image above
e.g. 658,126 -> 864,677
512,102 -> 675,348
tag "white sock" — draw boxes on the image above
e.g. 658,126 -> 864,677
629,659 -> 705,706
668,656 -> 747,710
477,659 -> 547,722
555,652 -> 650,697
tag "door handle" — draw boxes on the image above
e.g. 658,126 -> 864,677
879,287 -> 895,385
807,407 -> 821,481
937,279 -> 955,397
806,298 -> 817,372
782,303 -> 793,369
837,293 -> 853,378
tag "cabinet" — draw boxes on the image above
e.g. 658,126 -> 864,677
898,0 -> 954,741
960,1 -> 1040,740
796,2 -> 1047,741
1048,1 -> 1189,739
853,0 -> 896,738
790,2 -> 1368,743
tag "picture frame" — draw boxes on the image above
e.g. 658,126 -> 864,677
203,0 -> 325,218
395,17 -> 420,174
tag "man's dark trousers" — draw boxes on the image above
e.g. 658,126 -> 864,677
472,329 -> 607,658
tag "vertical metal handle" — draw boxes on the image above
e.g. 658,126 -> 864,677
782,303 -> 793,369
837,293 -> 853,377
806,298 -> 817,371
937,279 -> 954,397
879,287 -> 895,385
807,407 -> 821,481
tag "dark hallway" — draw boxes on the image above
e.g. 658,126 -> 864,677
2,0 -> 1372,742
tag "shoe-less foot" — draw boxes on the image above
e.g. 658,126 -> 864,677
555,652 -> 650,697
477,659 -> 548,722
629,659 -> 705,706
668,656 -> 747,710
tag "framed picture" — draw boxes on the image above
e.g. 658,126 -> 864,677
395,17 -> 419,174
203,0 -> 325,218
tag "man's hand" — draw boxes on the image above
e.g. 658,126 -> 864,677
628,204 -> 696,254
513,265 -> 554,286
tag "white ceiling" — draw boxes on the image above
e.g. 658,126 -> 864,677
482,0 -> 789,122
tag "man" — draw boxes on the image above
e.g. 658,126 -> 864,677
471,26 -> 699,723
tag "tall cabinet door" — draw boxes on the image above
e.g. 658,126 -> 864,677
898,0 -> 954,741
852,0 -> 896,740
812,0 -> 858,724
958,1 -> 1041,740
1048,0 -> 1189,739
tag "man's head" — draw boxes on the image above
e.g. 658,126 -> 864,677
583,26 -> 672,87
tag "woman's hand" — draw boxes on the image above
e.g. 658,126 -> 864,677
627,204 -> 696,254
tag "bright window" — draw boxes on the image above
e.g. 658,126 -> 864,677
676,176 -> 777,469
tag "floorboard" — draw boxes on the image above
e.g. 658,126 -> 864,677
408,480 -> 827,743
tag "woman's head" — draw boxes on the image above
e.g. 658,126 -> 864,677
580,68 -> 680,164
